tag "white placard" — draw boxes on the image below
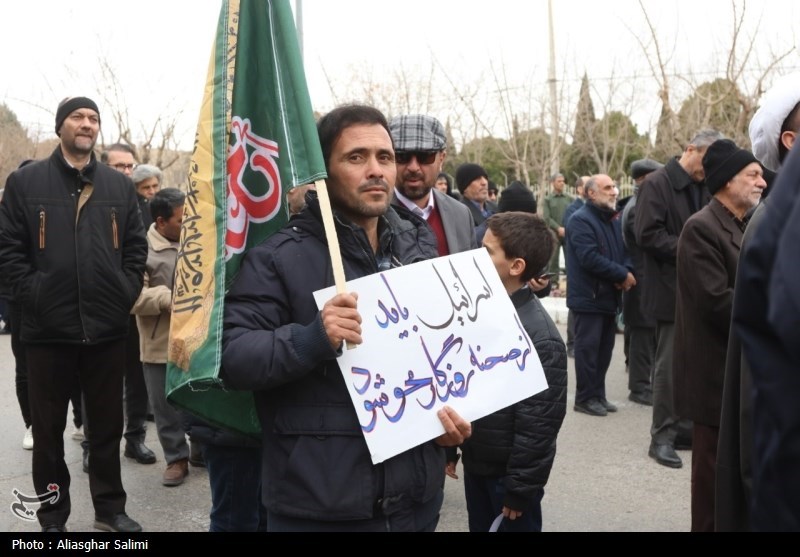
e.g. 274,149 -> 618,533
313,248 -> 548,464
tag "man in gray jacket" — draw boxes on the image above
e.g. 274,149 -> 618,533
389,114 -> 476,256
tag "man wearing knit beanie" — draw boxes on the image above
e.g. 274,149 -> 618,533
673,138 -> 765,531
0,96 -> 146,533
456,162 -> 495,243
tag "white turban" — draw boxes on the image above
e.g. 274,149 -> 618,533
749,73 -> 800,172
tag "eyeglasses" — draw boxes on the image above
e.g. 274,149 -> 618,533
110,163 -> 136,171
395,151 -> 438,165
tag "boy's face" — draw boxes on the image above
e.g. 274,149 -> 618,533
482,229 -> 519,294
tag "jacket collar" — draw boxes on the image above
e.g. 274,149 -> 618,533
147,223 -> 179,252
52,145 -> 98,184
665,157 -> 696,191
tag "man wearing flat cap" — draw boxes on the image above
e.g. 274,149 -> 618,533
621,159 -> 663,407
672,139 -> 766,532
0,96 -> 147,533
389,114 -> 476,256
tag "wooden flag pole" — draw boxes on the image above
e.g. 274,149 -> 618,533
314,179 -> 355,350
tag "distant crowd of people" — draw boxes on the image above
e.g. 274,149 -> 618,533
1,71 -> 799,532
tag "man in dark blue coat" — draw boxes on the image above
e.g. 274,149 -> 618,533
566,174 -> 635,417
220,104 -> 471,532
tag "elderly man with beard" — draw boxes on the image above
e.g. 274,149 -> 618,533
672,139 -> 766,531
565,174 -> 635,417
388,114 -> 476,256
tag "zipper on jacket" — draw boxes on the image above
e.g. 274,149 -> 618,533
111,208 -> 119,250
38,206 -> 46,250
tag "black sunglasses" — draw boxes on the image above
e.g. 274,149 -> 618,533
395,151 -> 438,165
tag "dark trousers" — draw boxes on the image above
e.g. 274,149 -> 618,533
11,303 -> 80,430
27,340 -> 127,527
266,489 -> 443,532
203,443 -> 267,532
81,318 -> 147,453
566,309 -> 575,353
691,423 -> 718,532
573,312 -> 617,403
463,469 -> 543,532
651,321 -> 692,444
627,325 -> 655,395
123,316 -> 148,442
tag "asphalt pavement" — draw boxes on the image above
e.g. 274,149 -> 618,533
0,297 -> 690,534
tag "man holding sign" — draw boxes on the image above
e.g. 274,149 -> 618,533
221,104 -> 471,532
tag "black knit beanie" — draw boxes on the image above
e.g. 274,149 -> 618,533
498,181 -> 537,213
55,97 -> 100,136
702,139 -> 760,195
455,163 -> 488,194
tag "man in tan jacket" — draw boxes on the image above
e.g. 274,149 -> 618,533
132,187 -> 189,486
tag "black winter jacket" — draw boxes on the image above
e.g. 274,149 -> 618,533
221,196 -> 444,523
0,147 -> 147,344
565,202 -> 631,314
459,287 -> 567,511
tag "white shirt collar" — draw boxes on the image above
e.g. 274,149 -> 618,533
394,188 -> 435,220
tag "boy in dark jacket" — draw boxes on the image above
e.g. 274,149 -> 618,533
447,212 -> 567,532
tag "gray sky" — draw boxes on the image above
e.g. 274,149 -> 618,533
1,0 -> 798,150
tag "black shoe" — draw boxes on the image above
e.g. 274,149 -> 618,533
574,398 -> 607,417
124,442 -> 156,464
648,442 -> 682,468
42,524 -> 67,532
94,513 -> 142,533
600,398 -> 618,412
82,448 -> 89,474
628,391 -> 653,406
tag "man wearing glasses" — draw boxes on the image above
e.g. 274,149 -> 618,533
389,114 -> 476,256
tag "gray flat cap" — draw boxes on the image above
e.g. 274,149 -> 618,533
389,114 -> 447,152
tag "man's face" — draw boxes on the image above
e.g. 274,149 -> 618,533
434,176 -> 449,193
683,145 -> 709,183
587,174 -> 619,211
59,109 -> 99,156
106,150 -> 136,177
326,124 -> 395,225
395,150 -> 444,203
463,176 -> 489,203
158,205 -> 184,243
724,162 -> 767,213
136,177 -> 160,200
552,175 -> 565,193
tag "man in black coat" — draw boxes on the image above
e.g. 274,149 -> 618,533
0,97 -> 147,533
634,129 -> 723,469
621,159 -> 663,406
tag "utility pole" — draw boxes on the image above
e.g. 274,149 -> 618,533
547,0 -> 559,179
295,0 -> 304,62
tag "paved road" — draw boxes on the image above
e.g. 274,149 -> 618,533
0,310 -> 690,533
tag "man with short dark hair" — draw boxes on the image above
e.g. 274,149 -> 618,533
389,114 -> 476,256
0,96 -> 147,533
221,103 -> 471,531
132,187 -> 190,487
635,129 -> 723,469
542,172 -> 572,285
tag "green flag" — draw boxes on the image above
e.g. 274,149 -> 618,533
166,0 -> 327,436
